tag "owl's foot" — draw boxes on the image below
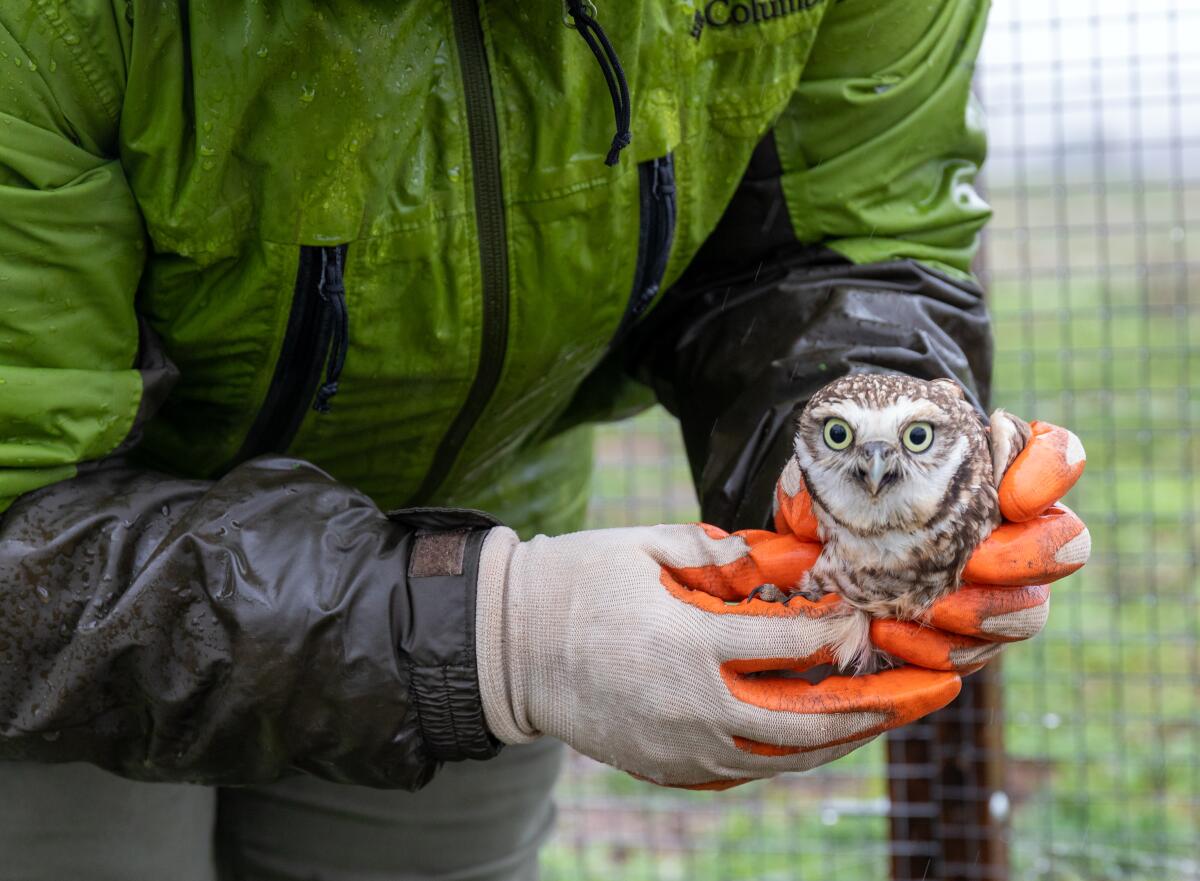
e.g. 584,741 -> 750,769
794,583 -> 827,603
745,583 -> 824,606
746,583 -> 788,603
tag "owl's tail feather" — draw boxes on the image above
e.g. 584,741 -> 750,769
826,607 -> 885,675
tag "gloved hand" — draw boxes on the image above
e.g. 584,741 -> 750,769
476,523 -> 961,789
772,420 -> 1090,673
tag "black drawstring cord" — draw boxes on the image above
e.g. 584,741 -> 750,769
565,1 -> 631,166
314,247 -> 349,413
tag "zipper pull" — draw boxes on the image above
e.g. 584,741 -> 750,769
313,246 -> 349,413
652,157 -> 675,200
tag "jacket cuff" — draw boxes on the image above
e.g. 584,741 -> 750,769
398,518 -> 504,762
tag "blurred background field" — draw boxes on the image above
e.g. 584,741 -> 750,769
542,1 -> 1200,879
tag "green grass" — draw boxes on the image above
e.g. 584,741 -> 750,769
541,270 -> 1200,879
988,272 -> 1200,880
543,746 -> 892,881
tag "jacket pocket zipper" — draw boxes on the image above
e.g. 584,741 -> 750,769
614,153 -> 677,339
237,244 -> 349,459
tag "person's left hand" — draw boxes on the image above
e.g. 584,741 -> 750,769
771,419 -> 1090,673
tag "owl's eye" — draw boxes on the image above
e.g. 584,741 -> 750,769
902,422 -> 934,452
823,418 -> 853,450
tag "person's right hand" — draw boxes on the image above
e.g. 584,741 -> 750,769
475,522 -> 961,789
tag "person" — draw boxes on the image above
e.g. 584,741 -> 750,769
0,1 -> 1088,879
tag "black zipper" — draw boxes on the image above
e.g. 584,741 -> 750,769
237,243 -> 349,459
408,0 -> 510,505
613,154 -> 677,341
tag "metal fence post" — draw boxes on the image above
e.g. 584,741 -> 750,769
886,123 -> 1009,877
887,662 -> 1009,881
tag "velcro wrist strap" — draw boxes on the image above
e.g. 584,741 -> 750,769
403,526 -> 503,762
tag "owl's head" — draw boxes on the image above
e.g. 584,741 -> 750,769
793,375 -> 986,533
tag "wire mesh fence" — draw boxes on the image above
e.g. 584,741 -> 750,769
542,1 -> 1200,878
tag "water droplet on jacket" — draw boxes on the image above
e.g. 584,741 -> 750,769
161,505 -> 170,517
34,586 -> 49,604
230,519 -> 241,529
42,730 -> 60,742
216,526 -> 227,536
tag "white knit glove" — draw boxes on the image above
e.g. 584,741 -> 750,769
476,524 -> 960,789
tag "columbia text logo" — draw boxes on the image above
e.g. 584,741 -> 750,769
703,0 -> 823,28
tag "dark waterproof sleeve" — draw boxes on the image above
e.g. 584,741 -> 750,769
626,0 -> 995,531
629,245 -> 993,531
0,10 -> 499,787
0,453 -> 503,788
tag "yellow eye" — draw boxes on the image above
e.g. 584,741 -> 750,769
902,422 -> 934,452
823,418 -> 853,450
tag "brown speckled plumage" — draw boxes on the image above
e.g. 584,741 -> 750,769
788,374 -> 1029,673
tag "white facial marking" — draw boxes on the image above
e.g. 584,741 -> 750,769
801,430 -> 969,534
811,397 -> 943,443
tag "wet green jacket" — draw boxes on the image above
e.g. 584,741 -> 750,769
0,0 -> 993,787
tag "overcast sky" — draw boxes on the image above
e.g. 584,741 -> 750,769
977,0 -> 1200,180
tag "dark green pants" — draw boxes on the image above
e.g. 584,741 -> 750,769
0,740 -> 562,881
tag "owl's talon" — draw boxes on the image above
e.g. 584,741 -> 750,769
792,585 -> 827,603
746,583 -> 787,604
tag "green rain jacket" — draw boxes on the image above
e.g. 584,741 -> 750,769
0,0 -> 994,788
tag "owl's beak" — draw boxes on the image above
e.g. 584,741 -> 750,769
859,443 -> 896,496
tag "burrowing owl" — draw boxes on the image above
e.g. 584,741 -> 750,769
783,374 -> 1030,674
